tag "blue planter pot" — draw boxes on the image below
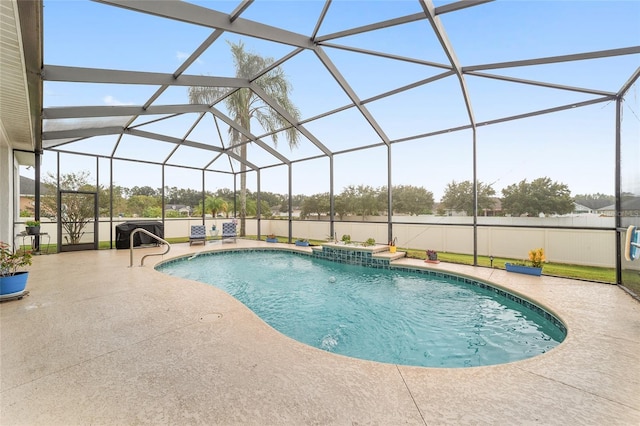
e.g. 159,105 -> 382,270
295,241 -> 310,247
0,271 -> 29,299
266,238 -> 278,243
505,263 -> 542,276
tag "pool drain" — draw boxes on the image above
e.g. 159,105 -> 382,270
200,313 -> 223,323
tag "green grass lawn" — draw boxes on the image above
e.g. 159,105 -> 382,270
404,249 -> 617,283
621,270 -> 640,296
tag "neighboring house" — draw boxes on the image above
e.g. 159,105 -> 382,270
19,176 -> 36,214
18,176 -> 53,214
597,204 -> 615,216
165,204 -> 192,216
597,197 -> 640,217
573,202 -> 596,214
271,207 -> 301,218
481,197 -> 503,217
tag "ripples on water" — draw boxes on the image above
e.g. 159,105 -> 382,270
159,251 -> 565,367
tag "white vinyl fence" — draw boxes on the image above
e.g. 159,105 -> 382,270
16,215 -> 635,270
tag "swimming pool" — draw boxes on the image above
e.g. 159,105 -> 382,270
157,249 -> 566,368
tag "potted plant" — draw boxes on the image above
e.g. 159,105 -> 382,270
505,248 -> 545,276
25,220 -> 41,235
363,238 -> 375,247
295,238 -> 310,247
1,242 -> 32,299
425,249 -> 440,264
266,234 -> 278,243
341,234 -> 351,244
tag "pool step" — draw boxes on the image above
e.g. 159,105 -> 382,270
310,243 -> 406,262
373,250 -> 406,261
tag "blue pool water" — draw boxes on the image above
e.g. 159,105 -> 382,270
158,250 -> 565,368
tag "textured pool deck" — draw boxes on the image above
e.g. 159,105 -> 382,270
1,239 -> 639,425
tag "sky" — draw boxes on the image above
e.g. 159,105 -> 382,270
32,0 -> 640,200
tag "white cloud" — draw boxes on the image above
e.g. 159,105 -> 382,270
103,95 -> 134,106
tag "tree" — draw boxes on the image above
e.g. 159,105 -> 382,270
501,177 -> 573,216
97,185 -> 112,217
440,180 -> 496,216
301,193 -> 330,219
126,195 -> 160,217
392,185 -> 434,215
188,41 -> 300,236
259,200 -> 273,219
41,171 -> 98,244
142,206 -> 162,218
109,185 -> 128,218
354,185 -> 381,220
259,191 -> 286,212
212,188 -> 235,216
128,186 -> 158,197
337,186 -> 359,218
165,209 -> 182,218
164,186 -> 202,208
203,196 -> 228,218
243,198 -> 272,218
334,193 -> 349,220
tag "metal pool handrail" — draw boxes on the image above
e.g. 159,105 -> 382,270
129,228 -> 171,267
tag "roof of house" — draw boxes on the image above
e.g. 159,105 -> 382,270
598,197 -> 640,211
20,176 -> 36,195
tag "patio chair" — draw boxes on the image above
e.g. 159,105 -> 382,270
222,222 -> 237,243
189,225 -> 207,246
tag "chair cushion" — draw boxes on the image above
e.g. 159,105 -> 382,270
190,225 -> 206,238
222,223 -> 236,235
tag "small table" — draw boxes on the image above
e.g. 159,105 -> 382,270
15,232 -> 51,254
208,228 -> 219,243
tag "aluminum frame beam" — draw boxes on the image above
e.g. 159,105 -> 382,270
420,0 -> 476,127
43,65 -> 248,88
435,0 -> 494,15
95,0 -> 314,49
315,0 -> 493,43
208,106 -> 292,166
43,104 -> 212,119
250,84 -> 333,157
314,47 -> 391,145
464,47 -> 640,72
465,71 -> 617,97
318,42 -> 452,71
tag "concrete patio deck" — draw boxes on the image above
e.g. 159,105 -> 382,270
1,239 -> 639,425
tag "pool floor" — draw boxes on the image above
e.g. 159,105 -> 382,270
159,250 -> 565,368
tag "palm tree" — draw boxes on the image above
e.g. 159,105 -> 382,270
204,195 -> 228,219
188,41 -> 300,236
